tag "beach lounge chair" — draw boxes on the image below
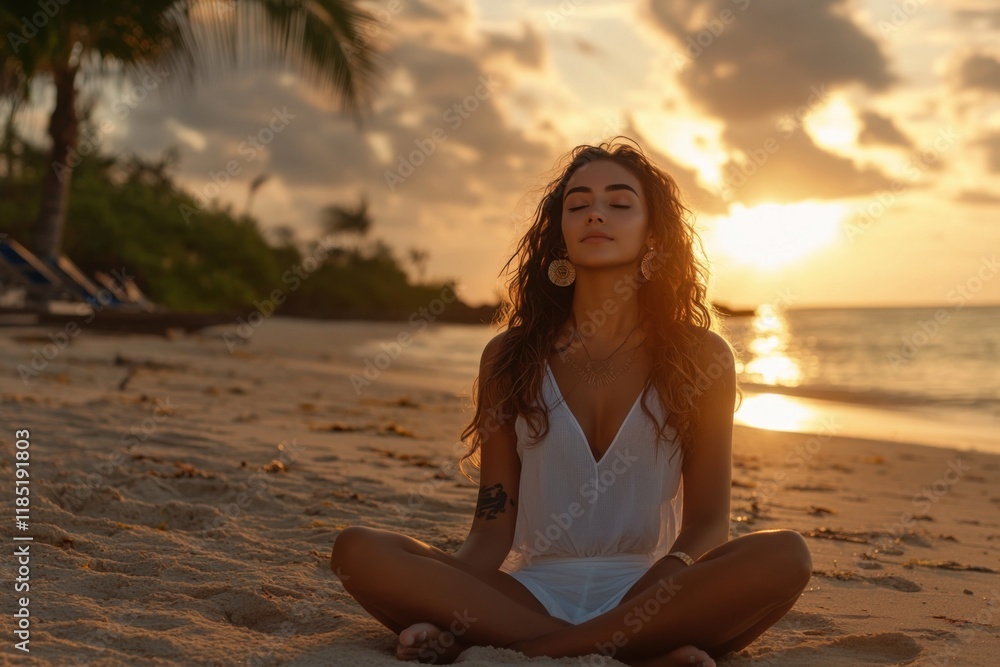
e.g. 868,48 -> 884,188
0,238 -> 153,312
0,237 -> 82,306
93,270 -> 131,303
93,269 -> 161,312
44,254 -> 135,309
0,237 -> 65,289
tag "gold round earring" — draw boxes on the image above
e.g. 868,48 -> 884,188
548,252 -> 576,286
640,246 -> 657,281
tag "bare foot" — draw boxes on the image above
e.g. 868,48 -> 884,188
628,644 -> 716,667
396,622 -> 468,663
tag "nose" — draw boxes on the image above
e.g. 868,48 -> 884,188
586,209 -> 605,223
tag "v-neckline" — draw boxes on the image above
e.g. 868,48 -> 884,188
544,360 -> 647,466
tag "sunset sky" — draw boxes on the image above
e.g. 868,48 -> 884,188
16,0 -> 1000,309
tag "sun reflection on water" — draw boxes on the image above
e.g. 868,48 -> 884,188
734,305 -> 814,432
738,304 -> 802,386
735,394 -> 817,432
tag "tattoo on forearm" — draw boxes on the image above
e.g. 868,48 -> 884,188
476,482 -> 514,520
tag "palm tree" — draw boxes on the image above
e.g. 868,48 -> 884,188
321,192 -> 370,252
0,1 -> 382,263
245,173 -> 270,216
407,247 -> 429,283
1,57 -> 30,180
267,223 -> 297,248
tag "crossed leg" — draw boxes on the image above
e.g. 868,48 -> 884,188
509,529 -> 813,662
330,526 -> 812,664
331,526 -> 573,663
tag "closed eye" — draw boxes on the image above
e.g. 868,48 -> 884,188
567,204 -> 631,212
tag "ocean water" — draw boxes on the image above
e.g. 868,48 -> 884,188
718,305 -> 1000,453
722,305 -> 1000,412
341,305 -> 1000,453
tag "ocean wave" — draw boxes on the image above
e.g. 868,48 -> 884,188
738,381 -> 1000,412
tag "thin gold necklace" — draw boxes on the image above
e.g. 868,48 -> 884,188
565,323 -> 640,387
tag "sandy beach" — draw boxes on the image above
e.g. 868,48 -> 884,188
1,317 -> 998,666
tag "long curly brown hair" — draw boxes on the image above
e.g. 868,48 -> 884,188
458,137 -> 740,481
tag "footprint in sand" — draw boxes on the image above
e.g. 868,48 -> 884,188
772,610 -> 842,636
736,632 -> 922,665
812,569 -> 922,592
867,574 -> 922,592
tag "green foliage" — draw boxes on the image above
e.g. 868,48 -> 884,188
285,245 -> 444,319
0,138 -> 465,318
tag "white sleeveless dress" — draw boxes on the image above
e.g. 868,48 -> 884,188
499,360 -> 685,624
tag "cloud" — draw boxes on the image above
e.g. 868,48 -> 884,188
975,132 -> 1000,172
640,0 -> 900,204
119,76 -> 378,189
482,22 -> 545,69
407,0 -> 450,21
957,53 -> 1000,93
646,0 -> 895,121
378,42 -> 551,199
719,117 -> 895,204
622,118 -> 728,215
109,0 -> 554,248
572,37 -> 602,57
858,110 -> 913,148
953,8 -> 1000,29
954,189 -> 1000,205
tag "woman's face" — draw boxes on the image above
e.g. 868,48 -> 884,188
560,159 -> 652,272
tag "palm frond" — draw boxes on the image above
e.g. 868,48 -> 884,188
322,193 -> 371,237
1,0 -> 383,118
159,0 -> 384,120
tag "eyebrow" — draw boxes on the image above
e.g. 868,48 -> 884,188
564,183 -> 638,200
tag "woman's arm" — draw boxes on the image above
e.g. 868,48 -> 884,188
669,330 -> 736,561
452,331 -> 522,574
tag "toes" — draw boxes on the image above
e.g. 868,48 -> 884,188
662,644 -> 715,667
398,623 -> 439,661
399,623 -> 432,647
396,642 -> 425,661
695,650 -> 716,667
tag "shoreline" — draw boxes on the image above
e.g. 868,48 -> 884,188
1,319 -> 998,664
734,390 -> 1000,456
335,320 -> 1000,458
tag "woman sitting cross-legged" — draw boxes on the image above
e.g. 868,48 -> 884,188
330,137 -> 813,666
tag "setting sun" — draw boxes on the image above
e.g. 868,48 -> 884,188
705,201 -> 845,270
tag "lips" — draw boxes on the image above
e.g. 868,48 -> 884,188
581,232 -> 612,241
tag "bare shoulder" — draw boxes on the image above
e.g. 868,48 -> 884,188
476,330 -> 515,431
479,330 -> 509,386
481,330 -> 508,364
675,324 -> 736,367
697,329 -> 736,365
670,326 -> 736,407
